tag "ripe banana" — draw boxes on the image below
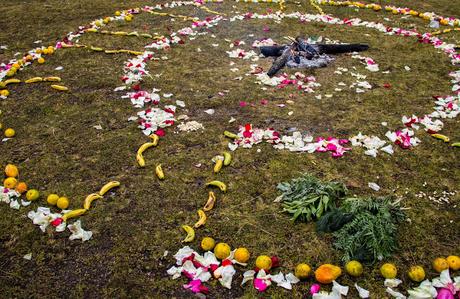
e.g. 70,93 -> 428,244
83,193 -> 103,210
114,31 -> 128,36
182,225 -> 195,242
4,79 -> 21,85
86,28 -> 98,33
51,84 -> 69,91
222,152 -> 232,166
149,133 -> 159,146
203,191 -> 216,211
214,159 -> 223,173
223,131 -> 238,139
99,181 -> 120,196
105,50 -> 118,54
194,209 -> 207,228
127,31 -> 139,36
62,209 -> 87,221
431,133 -> 450,142
140,33 -> 153,38
452,142 -> 460,147
155,164 -> 165,180
128,51 -> 143,56
206,180 -> 227,192
136,142 -> 155,167
90,46 -> 104,52
43,76 -> 61,82
25,77 -> 43,83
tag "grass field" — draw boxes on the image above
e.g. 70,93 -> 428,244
0,0 -> 459,298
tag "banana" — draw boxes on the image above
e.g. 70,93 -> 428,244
104,50 -> 119,54
128,51 -> 143,56
0,82 -> 5,89
155,164 -> 165,180
51,84 -> 69,91
90,46 -> 104,52
452,142 -> 460,147
99,181 -> 120,196
214,159 -> 223,173
206,180 -> 227,192
149,133 -> 159,146
4,79 -> 21,85
140,33 -> 153,38
181,225 -> 195,242
114,31 -> 128,36
86,28 -> 98,33
222,152 -> 232,166
136,142 -> 155,167
194,209 -> 207,228
127,31 -> 139,36
83,193 -> 103,210
431,133 -> 450,142
62,209 -> 87,221
43,76 -> 61,82
25,77 -> 43,83
223,131 -> 238,139
203,191 -> 216,211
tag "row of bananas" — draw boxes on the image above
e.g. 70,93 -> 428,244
61,43 -> 144,56
85,28 -> 164,40
136,134 -> 165,180
181,150 -> 233,242
60,181 -> 120,222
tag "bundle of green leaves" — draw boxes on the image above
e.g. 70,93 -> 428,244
277,173 -> 347,222
316,197 -> 406,263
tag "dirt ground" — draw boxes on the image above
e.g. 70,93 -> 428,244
0,0 -> 459,298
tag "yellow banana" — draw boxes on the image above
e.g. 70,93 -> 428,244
214,159 -> 223,173
194,209 -> 207,228
4,79 -> 21,85
128,50 -> 143,56
149,133 -> 159,146
452,142 -> 460,147
182,225 -> 195,242
136,142 -> 155,167
223,131 -> 238,139
51,85 -> 69,91
90,46 -> 104,52
0,82 -> 5,89
43,76 -> 61,82
155,164 -> 165,180
140,33 -> 153,38
86,28 -> 98,33
114,31 -> 128,36
25,77 -> 43,83
62,209 -> 87,221
105,50 -> 118,54
203,191 -> 216,211
83,193 -> 103,210
222,152 -> 232,166
99,181 -> 120,196
127,32 -> 139,36
206,180 -> 227,192
431,133 -> 450,142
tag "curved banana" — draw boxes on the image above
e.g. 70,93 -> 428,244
4,79 -> 21,85
51,84 -> 69,91
203,191 -> 216,211
43,76 -> 61,82
83,193 -> 103,210
62,209 -> 87,221
431,133 -> 450,142
223,131 -> 238,139
206,180 -> 227,192
140,33 -> 153,38
99,181 -> 120,196
105,50 -> 118,54
214,159 -> 223,173
155,164 -> 165,180
222,152 -> 232,166
136,142 -> 155,167
114,31 -> 128,36
452,142 -> 460,147
149,133 -> 159,146
25,77 -> 43,83
182,225 -> 195,242
194,209 -> 207,228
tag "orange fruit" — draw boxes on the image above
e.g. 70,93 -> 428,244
25,55 -> 33,61
36,49 -> 43,54
4,128 -> 15,138
214,243 -> 231,260
201,237 -> 216,251
234,248 -> 250,263
0,90 -> 10,97
446,256 -> 460,271
3,177 -> 18,189
295,263 -> 312,279
57,197 -> 70,209
433,257 -> 449,273
47,46 -> 54,54
315,264 -> 342,284
408,266 -> 425,282
255,255 -> 272,271
37,57 -> 45,64
380,263 -> 397,279
15,182 -> 28,194
26,189 -> 40,201
47,194 -> 59,206
5,164 -> 19,177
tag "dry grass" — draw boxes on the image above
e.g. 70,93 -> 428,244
0,0 -> 459,298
